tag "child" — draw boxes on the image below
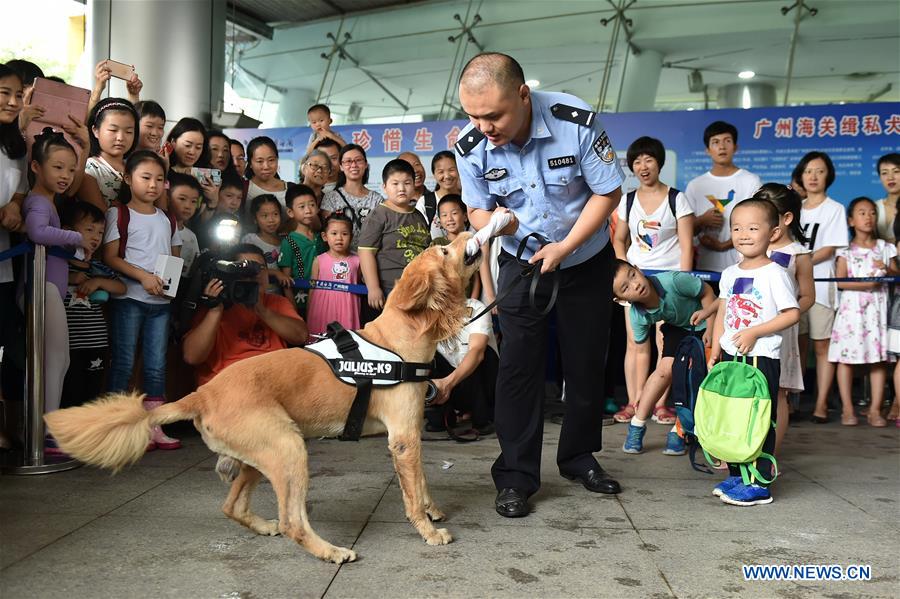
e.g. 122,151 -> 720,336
79,97 -> 139,210
792,151 -> 849,423
321,144 -> 383,251
358,159 -> 430,310
102,150 -> 183,450
23,130 -> 95,454
613,136 -> 695,425
420,151 -> 461,239
751,184 -> 814,453
305,104 -> 346,154
306,214 -> 361,339
242,193 -> 291,295
197,169 -> 245,249
685,121 -> 761,274
134,100 -> 166,154
827,197 -> 897,427
167,172 -> 202,276
612,261 -> 717,455
278,184 -> 325,315
60,201 -> 125,409
708,199 -> 800,506
432,194 -> 482,299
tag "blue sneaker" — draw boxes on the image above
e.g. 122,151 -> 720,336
662,431 -> 686,456
712,476 -> 742,497
622,423 -> 646,454
720,483 -> 773,506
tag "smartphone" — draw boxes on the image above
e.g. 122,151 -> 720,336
106,59 -> 135,81
190,167 -> 222,186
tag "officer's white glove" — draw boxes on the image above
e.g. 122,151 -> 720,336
466,208 -> 514,256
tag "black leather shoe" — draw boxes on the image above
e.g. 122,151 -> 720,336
495,488 -> 529,518
561,467 -> 621,494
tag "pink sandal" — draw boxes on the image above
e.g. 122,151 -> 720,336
652,406 -> 676,425
613,404 -> 636,423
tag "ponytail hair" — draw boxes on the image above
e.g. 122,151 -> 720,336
116,149 -> 167,205
87,97 -> 139,157
28,127 -> 76,188
752,182 -> 806,244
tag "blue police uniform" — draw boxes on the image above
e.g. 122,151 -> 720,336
456,90 -> 625,496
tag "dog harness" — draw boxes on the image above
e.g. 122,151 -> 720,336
304,323 -> 433,441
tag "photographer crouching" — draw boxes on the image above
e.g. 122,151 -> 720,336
182,243 -> 307,386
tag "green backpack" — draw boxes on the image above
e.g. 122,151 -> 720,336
694,357 -> 778,485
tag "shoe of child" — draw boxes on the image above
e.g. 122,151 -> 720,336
622,423 -> 646,454
143,398 -> 181,450
712,475 -> 742,497
613,404 -> 636,423
720,483 -> 773,506
662,431 -> 686,456
651,406 -> 676,425
44,435 -> 67,458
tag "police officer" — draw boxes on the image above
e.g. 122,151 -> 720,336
456,53 -> 624,518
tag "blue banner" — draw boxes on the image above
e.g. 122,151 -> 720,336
227,102 -> 900,205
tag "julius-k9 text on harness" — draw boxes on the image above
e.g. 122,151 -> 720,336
304,322 -> 433,441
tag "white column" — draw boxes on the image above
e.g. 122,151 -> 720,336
615,49 -> 663,113
272,89 -> 318,128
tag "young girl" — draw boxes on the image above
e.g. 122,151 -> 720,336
79,97 -> 139,210
23,129 -> 94,453
244,136 -> 288,210
103,150 -> 183,450
166,172 -> 202,276
828,197 -> 897,427
321,144 -> 382,251
432,194 -> 482,299
612,136 -> 694,425
752,183 -> 815,453
242,193 -> 291,295
306,214 -> 361,339
278,184 -> 325,315
794,151 -> 850,423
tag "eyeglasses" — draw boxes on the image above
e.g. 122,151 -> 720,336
305,163 -> 329,172
341,158 -> 366,166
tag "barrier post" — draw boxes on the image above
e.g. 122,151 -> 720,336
1,244 -> 79,475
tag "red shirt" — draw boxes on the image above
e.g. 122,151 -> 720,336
193,293 -> 301,386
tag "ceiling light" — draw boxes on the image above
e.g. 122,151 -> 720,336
738,70 -> 755,80
525,79 -> 540,88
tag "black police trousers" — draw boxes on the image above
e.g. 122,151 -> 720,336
491,242 -> 613,496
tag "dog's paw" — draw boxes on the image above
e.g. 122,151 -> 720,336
423,527 -> 453,546
325,546 -> 357,564
257,519 -> 280,536
426,505 -> 445,522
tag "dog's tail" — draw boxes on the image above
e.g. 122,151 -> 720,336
44,392 -> 200,473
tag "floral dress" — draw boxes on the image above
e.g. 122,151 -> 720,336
828,240 -> 898,364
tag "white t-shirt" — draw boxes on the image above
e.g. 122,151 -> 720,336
799,197 -> 848,309
875,197 -> 897,243
718,262 -> 799,359
85,156 -> 124,207
437,298 -> 499,368
615,188 -> 693,270
104,207 -> 183,304
685,169 -> 762,272
0,151 -> 28,283
178,226 -> 199,276
247,179 -> 287,209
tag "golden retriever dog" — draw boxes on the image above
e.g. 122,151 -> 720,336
45,233 -> 482,563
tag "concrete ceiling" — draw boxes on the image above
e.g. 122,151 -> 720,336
226,0 -> 900,124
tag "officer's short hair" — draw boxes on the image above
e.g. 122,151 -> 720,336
626,136 -> 666,173
703,121 -> 738,147
459,53 -> 525,90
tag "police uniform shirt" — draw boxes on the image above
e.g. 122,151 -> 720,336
456,90 -> 625,269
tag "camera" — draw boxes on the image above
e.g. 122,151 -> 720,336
197,254 -> 261,308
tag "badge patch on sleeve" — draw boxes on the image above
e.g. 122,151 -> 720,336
591,132 -> 615,164
547,155 -> 576,169
484,167 -> 509,181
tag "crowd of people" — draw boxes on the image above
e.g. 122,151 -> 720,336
0,56 -> 897,479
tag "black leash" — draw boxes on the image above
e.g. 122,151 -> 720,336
467,232 -> 560,324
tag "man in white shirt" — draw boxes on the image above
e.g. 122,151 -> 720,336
425,298 -> 499,435
685,121 -> 761,273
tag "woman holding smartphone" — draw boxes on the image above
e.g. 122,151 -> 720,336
166,117 -> 219,212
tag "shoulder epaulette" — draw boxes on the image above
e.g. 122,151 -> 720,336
550,103 -> 596,127
455,128 -> 486,156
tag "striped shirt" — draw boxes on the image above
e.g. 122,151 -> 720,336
64,260 -> 118,350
